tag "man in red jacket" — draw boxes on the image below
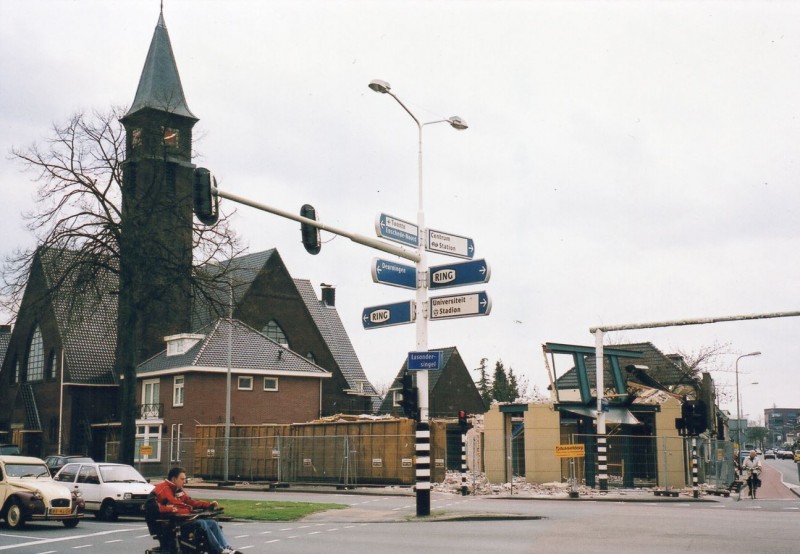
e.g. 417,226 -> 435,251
153,467 -> 240,554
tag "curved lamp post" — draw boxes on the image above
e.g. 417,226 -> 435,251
735,351 -> 761,449
369,79 -> 466,516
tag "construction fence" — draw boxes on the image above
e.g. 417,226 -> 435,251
560,434 -> 737,490
108,419 -> 463,486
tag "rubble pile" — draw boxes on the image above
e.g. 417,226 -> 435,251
432,471 -> 593,497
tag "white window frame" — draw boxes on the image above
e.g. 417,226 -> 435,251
134,423 -> 162,463
170,423 -> 183,463
238,376 -> 253,390
173,375 -> 185,407
263,377 -> 279,392
392,390 -> 402,407
141,379 -> 160,419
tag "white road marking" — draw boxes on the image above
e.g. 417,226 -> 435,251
70,545 -> 92,550
0,527 -> 139,551
265,539 -> 280,544
238,547 -> 255,550
258,530 -> 272,534
0,533 -> 38,540
105,539 -> 124,543
308,531 -> 321,535
235,534 -> 249,538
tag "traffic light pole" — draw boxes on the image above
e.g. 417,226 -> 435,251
216,188 -> 421,264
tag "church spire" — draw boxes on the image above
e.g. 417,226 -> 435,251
126,11 -> 196,120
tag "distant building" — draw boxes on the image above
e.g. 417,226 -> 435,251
764,408 -> 800,446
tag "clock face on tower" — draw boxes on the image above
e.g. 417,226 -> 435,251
163,127 -> 179,148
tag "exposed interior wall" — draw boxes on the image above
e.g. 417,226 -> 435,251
483,406 -> 507,483
523,403 -> 562,483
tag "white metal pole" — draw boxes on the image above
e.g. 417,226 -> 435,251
595,329 -> 607,491
58,347 -> 64,453
224,282 -> 233,482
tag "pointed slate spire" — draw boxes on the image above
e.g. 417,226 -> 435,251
126,12 -> 197,120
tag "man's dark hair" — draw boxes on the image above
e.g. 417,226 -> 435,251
168,467 -> 186,481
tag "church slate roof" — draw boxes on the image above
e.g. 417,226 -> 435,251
0,328 -> 11,369
126,12 -> 196,120
293,279 -> 379,402
39,248 -> 119,385
137,318 -> 330,377
378,346 -> 458,414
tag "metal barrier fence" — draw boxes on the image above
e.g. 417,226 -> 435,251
564,435 -> 738,490
108,433 -> 421,485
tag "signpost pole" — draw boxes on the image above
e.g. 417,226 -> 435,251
595,329 -> 608,492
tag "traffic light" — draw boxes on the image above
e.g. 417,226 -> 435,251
680,400 -> 708,436
193,167 -> 219,225
300,204 -> 321,255
458,410 -> 468,433
399,372 -> 418,421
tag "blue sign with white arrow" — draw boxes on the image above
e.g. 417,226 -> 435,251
408,351 -> 443,371
428,259 -> 490,290
362,300 -> 415,329
371,258 -> 417,290
375,213 -> 419,248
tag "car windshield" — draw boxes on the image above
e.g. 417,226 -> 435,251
5,463 -> 51,479
99,465 -> 146,483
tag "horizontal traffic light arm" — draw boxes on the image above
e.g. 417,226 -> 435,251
218,189 -> 420,263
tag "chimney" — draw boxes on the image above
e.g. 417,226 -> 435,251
321,284 -> 335,307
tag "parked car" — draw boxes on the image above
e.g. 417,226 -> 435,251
0,455 -> 83,529
777,449 -> 794,459
54,462 -> 153,521
794,450 -> 800,463
43,455 -> 94,477
0,444 -> 21,455
764,449 -> 776,459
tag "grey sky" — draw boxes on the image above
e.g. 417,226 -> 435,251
2,1 -> 798,426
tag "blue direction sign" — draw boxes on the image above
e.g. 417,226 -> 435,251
375,213 -> 419,248
428,259 -> 490,290
362,300 -> 415,329
429,291 -> 491,321
426,228 -> 475,259
371,258 -> 417,290
408,351 -> 443,371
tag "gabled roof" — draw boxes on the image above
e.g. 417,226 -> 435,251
39,248 -> 119,384
378,347 -> 458,414
125,12 -> 196,120
138,318 -> 330,377
294,279 -> 378,399
191,250 -> 278,330
554,342 -> 698,392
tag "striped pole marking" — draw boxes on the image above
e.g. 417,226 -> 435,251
461,431 -> 468,496
598,435 -> 608,491
416,421 -> 431,516
692,437 -> 699,498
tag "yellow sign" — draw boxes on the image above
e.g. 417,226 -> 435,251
555,444 -> 585,458
139,444 -> 153,456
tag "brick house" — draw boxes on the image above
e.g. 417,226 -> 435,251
132,318 -> 330,464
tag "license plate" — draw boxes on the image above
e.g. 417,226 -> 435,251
50,507 -> 71,516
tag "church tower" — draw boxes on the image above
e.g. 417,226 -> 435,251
119,11 -> 196,362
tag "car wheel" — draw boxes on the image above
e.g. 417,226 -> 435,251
63,518 -> 79,528
5,499 -> 25,529
98,500 -> 118,522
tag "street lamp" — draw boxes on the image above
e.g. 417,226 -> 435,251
369,78 -> 467,516
735,351 -> 761,450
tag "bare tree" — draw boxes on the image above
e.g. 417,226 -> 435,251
3,107 -> 242,318
4,108 -> 244,462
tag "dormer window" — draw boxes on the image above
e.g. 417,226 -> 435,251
165,333 -> 205,356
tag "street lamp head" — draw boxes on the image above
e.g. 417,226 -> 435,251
448,116 -> 468,130
749,351 -> 762,356
368,79 -> 391,94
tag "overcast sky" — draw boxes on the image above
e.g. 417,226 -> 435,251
2,1 -> 799,428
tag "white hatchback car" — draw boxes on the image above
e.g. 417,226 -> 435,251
0,455 -> 84,529
55,462 -> 153,521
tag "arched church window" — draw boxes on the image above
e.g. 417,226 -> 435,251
262,320 -> 289,348
306,352 -> 316,364
27,327 -> 44,382
49,350 -> 58,380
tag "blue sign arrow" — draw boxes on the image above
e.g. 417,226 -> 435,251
371,258 -> 417,290
429,291 -> 491,321
408,351 -> 443,371
428,259 -> 490,290
362,300 -> 415,329
375,213 -> 419,248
